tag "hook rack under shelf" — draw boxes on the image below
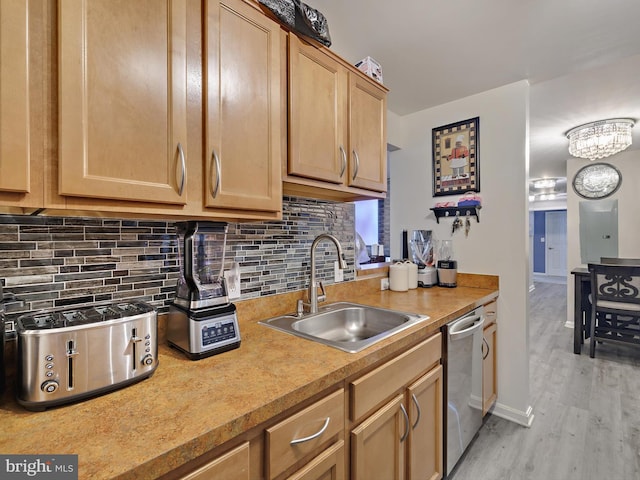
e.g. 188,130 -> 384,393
430,206 -> 481,224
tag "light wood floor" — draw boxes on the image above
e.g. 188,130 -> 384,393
450,281 -> 640,480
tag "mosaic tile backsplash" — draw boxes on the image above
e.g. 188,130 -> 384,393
0,197 -> 355,318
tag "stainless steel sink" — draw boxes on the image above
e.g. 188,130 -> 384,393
259,302 -> 429,353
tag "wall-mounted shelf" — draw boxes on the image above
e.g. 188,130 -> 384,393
430,206 -> 481,224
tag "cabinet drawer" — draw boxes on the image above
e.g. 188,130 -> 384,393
178,442 -> 249,480
350,333 -> 441,422
266,389 -> 344,479
484,300 -> 497,326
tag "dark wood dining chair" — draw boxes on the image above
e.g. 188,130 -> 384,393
600,257 -> 640,266
588,263 -> 640,358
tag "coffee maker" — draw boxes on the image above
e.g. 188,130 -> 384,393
437,240 -> 457,287
168,222 -> 241,360
410,230 -> 438,287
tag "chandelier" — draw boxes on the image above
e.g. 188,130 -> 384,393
566,118 -> 634,160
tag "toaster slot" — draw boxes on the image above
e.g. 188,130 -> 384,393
131,327 -> 142,371
66,339 -> 78,390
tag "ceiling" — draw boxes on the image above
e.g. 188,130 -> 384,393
309,0 -> 640,181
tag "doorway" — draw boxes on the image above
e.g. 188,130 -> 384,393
532,209 -> 567,280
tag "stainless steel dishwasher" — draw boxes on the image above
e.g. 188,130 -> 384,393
443,306 -> 485,477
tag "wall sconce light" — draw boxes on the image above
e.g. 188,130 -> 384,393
566,118 -> 634,160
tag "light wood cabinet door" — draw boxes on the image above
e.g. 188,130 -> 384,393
178,442 -> 249,480
204,0 -> 282,213
58,0 -> 188,205
351,394 -> 406,480
482,321 -> 497,415
347,73 -> 387,192
286,441 -> 345,480
407,366 -> 443,480
287,34 -> 348,184
0,0 -> 30,195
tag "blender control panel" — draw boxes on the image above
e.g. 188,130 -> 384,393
201,316 -> 239,347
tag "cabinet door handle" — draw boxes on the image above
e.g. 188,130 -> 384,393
177,142 -> 186,196
399,403 -> 409,443
411,393 -> 421,430
210,148 -> 221,199
352,149 -> 360,181
289,417 -> 330,445
339,145 -> 347,178
482,337 -> 490,359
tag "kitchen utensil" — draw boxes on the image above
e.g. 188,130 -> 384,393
410,230 -> 434,266
16,300 -> 158,410
437,240 -> 457,287
168,221 -> 241,360
411,230 -> 438,287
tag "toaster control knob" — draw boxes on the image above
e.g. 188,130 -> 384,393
142,354 -> 154,366
41,380 -> 59,394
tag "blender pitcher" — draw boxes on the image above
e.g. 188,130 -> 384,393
410,230 -> 438,287
174,221 -> 229,309
437,240 -> 457,287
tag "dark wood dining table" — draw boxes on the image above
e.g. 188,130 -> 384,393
570,267 -> 590,354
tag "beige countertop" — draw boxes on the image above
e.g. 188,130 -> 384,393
0,274 -> 498,479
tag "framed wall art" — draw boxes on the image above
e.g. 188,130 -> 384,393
432,117 -> 480,196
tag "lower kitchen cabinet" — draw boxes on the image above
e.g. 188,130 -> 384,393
407,366 -> 443,480
178,442 -> 250,480
286,440 -> 345,480
168,335 -> 444,480
266,389 -> 344,480
350,334 -> 443,480
351,394 -> 405,480
482,300 -> 498,415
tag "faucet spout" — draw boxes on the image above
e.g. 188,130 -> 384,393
308,233 -> 346,314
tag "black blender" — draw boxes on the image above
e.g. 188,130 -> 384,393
167,221 -> 241,360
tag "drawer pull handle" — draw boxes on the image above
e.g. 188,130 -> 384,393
411,393 -> 421,430
290,417 -> 330,445
482,337 -> 490,359
400,403 -> 409,442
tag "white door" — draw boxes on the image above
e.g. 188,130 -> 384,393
546,210 -> 567,276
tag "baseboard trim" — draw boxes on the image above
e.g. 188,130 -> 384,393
489,403 -> 535,427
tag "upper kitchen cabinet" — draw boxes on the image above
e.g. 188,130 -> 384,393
287,34 -> 348,185
0,0 -> 44,208
285,34 -> 388,201
347,72 -> 387,192
203,0 -> 282,215
58,0 -> 189,206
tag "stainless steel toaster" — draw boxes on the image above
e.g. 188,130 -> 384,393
16,300 -> 158,410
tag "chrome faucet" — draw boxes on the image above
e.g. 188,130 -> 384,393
306,233 -> 347,314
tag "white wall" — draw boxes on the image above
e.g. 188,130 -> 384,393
390,80 -> 534,426
566,150 -> 640,326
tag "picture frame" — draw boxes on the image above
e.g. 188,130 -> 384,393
432,117 -> 480,196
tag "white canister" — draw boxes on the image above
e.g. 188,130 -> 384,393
389,262 -> 409,292
405,261 -> 418,289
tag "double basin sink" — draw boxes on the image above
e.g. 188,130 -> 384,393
259,302 -> 429,353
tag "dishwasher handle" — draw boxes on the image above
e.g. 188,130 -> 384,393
449,314 -> 484,340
